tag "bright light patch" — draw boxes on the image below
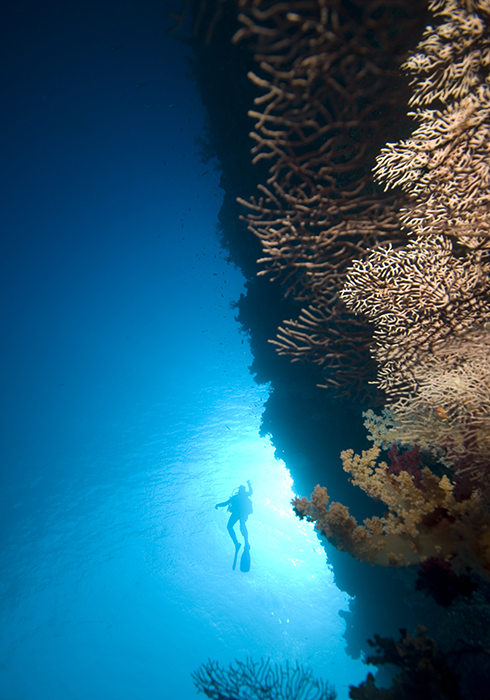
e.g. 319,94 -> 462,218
147,377 -> 367,698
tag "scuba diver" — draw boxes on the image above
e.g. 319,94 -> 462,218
215,480 -> 253,570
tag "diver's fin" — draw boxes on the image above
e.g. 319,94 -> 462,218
240,546 -> 251,573
232,543 -> 242,571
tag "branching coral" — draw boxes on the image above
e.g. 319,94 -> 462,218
233,0 -> 427,396
293,444 -> 490,580
234,0 -> 415,295
340,234 -> 490,475
339,0 -> 490,475
193,657 -> 337,700
374,0 -> 490,247
361,334 -> 490,479
340,233 -> 489,390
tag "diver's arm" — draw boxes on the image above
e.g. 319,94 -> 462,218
215,498 -> 231,510
246,480 -> 253,496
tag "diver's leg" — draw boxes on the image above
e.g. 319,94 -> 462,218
239,518 -> 249,549
227,514 -> 240,548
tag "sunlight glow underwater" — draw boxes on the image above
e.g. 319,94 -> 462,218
0,377 -> 367,700
0,3 -> 367,693
149,379 -> 369,698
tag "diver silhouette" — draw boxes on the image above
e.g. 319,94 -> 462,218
215,480 -> 253,561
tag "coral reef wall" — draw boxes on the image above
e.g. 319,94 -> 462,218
342,0 -> 490,480
233,0 -> 426,401
183,0 -> 490,688
295,0 -> 490,576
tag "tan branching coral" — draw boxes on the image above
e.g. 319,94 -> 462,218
340,233 -> 490,392
272,304 -> 377,398
340,234 -> 490,475
293,445 -> 490,579
233,0 -> 427,395
339,0 -> 490,474
361,332 -> 490,477
374,0 -> 490,247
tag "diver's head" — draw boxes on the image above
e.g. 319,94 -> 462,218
238,485 -> 246,494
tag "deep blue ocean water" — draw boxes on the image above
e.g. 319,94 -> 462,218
0,2 -> 367,697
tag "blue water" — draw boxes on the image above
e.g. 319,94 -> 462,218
0,1 -> 367,697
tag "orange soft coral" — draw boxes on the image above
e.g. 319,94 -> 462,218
293,445 -> 490,580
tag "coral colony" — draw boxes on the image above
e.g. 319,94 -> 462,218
191,0 -> 490,698
235,0 -> 418,400
293,0 -> 490,578
231,0 -> 490,586
193,658 -> 337,700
